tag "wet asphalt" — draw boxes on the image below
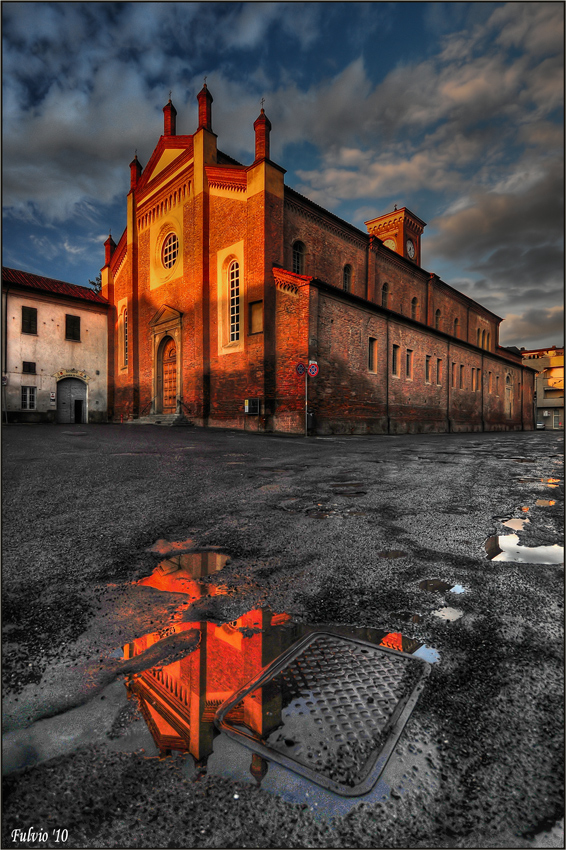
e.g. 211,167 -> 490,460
2,423 -> 564,849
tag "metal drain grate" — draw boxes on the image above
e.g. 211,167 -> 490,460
215,631 -> 431,796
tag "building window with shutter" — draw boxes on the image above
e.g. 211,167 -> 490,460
22,361 -> 36,374
343,265 -> 352,293
22,306 -> 37,335
65,314 -> 81,341
392,344 -> 400,377
249,301 -> 263,334
21,386 -> 36,410
368,338 -> 377,372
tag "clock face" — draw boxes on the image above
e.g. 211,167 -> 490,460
406,239 -> 415,259
383,238 -> 396,250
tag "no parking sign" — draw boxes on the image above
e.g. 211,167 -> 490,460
307,362 -> 319,377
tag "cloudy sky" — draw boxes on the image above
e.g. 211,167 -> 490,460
2,1 -> 563,348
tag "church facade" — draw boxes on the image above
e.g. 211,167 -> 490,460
102,85 -> 535,435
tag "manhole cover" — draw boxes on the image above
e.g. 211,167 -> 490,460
215,632 -> 430,796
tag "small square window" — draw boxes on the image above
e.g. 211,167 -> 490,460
66,314 -> 81,341
22,306 -> 37,335
22,361 -> 36,374
249,301 -> 263,334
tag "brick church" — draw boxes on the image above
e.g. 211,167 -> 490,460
102,84 -> 535,434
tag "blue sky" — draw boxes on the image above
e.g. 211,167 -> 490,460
2,1 -> 563,348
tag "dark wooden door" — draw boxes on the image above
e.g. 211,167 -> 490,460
162,339 -> 177,413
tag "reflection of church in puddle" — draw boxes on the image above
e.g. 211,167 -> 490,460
125,551 -> 422,783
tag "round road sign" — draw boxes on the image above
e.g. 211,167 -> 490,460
308,363 -> 319,377
296,363 -> 306,375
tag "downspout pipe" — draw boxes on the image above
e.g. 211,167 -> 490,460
386,315 -> 390,433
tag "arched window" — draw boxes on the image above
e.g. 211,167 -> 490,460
454,318 -> 459,338
229,260 -> 240,342
411,297 -> 418,321
435,309 -> 441,330
481,329 -> 486,349
487,332 -> 490,350
123,308 -> 128,366
381,283 -> 389,308
343,264 -> 352,293
292,241 -> 305,275
477,328 -> 481,346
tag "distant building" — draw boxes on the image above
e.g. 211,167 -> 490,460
101,84 -> 535,435
521,346 -> 564,430
2,267 -> 109,423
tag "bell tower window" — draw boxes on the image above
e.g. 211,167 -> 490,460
229,261 -> 240,342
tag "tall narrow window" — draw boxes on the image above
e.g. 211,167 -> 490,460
451,363 -> 457,387
436,358 -> 443,385
481,329 -> 486,349
406,349 -> 413,380
435,309 -> 441,330
343,265 -> 352,293
471,369 -> 477,391
459,365 -> 464,389
392,344 -> 400,376
477,369 -> 482,392
249,301 -> 263,334
488,372 -> 493,393
292,241 -> 305,275
22,306 -> 37,335
487,332 -> 491,350
411,297 -> 418,320
425,355 -> 431,383
229,261 -> 240,342
368,337 -> 377,372
454,318 -> 459,338
65,314 -> 81,341
477,328 -> 481,346
382,283 -> 389,308
123,309 -> 128,366
496,375 -> 500,395
21,386 -> 36,410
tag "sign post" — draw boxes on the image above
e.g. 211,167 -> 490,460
295,362 -> 319,436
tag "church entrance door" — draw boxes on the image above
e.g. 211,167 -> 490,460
162,337 -> 177,414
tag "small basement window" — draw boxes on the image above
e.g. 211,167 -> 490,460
22,361 -> 36,373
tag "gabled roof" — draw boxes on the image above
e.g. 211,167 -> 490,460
2,267 -> 108,304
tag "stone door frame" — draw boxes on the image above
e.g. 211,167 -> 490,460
149,306 -> 183,414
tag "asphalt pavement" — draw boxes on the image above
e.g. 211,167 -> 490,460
2,423 -> 564,848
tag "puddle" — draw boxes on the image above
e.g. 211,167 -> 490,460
432,607 -> 464,622
485,535 -> 564,564
419,579 -> 467,594
122,610 -> 437,801
394,612 -> 423,624
502,517 -> 530,531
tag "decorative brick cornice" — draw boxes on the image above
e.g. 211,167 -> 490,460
284,195 -> 367,249
110,235 -> 127,275
206,165 -> 247,192
272,267 -> 312,293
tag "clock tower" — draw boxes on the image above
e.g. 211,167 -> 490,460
365,207 -> 426,266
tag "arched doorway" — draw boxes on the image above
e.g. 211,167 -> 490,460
159,337 -> 177,414
57,377 -> 87,423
